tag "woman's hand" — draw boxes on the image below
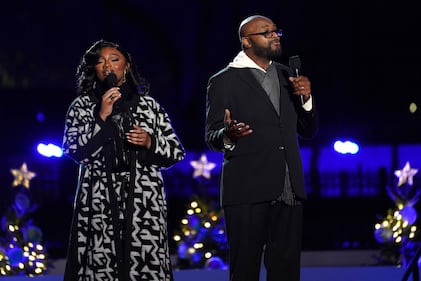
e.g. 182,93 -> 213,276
99,87 -> 121,121
126,125 -> 151,149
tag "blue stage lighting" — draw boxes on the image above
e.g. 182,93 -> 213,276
333,140 -> 359,154
36,143 -> 63,158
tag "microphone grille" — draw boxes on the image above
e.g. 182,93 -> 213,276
289,55 -> 301,70
105,72 -> 118,89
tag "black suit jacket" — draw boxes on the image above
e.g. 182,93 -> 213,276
205,62 -> 318,206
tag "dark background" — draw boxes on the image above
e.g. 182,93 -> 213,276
1,0 -> 420,259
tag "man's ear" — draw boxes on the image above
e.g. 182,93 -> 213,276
241,37 -> 251,49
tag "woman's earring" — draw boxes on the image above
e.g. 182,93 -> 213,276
122,69 -> 127,83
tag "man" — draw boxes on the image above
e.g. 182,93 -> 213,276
205,15 -> 319,281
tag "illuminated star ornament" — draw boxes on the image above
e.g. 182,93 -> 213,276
10,162 -> 37,189
394,161 -> 418,187
190,153 -> 216,179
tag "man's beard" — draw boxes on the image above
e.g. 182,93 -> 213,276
254,42 -> 282,60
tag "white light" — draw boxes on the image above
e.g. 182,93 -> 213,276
333,140 -> 359,154
37,143 -> 63,158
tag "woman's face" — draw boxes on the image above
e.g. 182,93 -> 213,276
95,47 -> 129,86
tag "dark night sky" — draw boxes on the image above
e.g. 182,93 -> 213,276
1,0 -> 420,156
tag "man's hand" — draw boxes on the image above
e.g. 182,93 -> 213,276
289,75 -> 311,102
224,109 -> 253,141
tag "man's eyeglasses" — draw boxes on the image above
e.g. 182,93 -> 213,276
243,29 -> 283,38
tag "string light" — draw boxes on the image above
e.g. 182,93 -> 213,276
173,198 -> 228,269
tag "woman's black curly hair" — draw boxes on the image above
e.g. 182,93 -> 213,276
75,39 -> 150,98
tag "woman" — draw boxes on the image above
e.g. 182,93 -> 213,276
62,40 -> 185,281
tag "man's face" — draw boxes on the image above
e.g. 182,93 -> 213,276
244,18 -> 282,60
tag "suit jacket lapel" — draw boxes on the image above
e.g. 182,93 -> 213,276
276,65 -> 292,121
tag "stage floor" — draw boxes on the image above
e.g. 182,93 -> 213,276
1,266 -> 408,281
1,250 -> 413,281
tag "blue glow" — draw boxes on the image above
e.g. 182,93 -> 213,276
333,140 -> 359,154
400,205 -> 418,225
36,112 -> 45,122
37,143 -> 63,158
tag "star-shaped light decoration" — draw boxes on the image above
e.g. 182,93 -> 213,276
394,161 -> 418,187
10,162 -> 36,189
190,153 -> 216,179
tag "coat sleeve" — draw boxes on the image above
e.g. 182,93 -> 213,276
143,97 -> 185,168
296,95 -> 319,140
62,96 -> 116,164
205,75 -> 227,152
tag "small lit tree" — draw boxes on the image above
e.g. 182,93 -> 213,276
0,163 -> 48,276
173,154 -> 228,269
374,161 -> 419,265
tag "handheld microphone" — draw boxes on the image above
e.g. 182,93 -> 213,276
105,72 -> 118,89
289,55 -> 302,77
104,72 -> 130,116
104,72 -> 123,111
289,55 -> 308,103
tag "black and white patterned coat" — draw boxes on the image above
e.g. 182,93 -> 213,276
62,93 -> 185,281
